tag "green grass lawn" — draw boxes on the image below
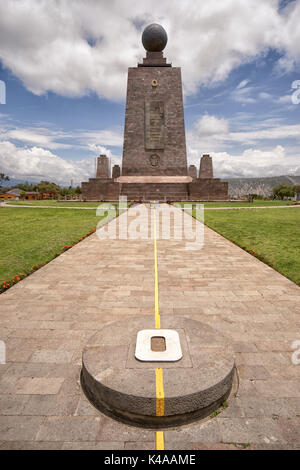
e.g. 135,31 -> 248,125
0,206 -> 111,285
176,199 -> 296,208
7,198 -> 296,208
200,207 -> 300,286
5,200 -> 105,207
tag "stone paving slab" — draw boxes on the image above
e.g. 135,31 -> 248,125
0,203 -> 299,449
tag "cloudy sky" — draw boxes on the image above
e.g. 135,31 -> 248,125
0,0 -> 300,185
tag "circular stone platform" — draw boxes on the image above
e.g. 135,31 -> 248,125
81,316 -> 235,428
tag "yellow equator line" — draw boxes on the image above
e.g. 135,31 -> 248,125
156,430 -> 164,451
153,205 -> 160,329
156,368 -> 165,416
153,201 -> 165,451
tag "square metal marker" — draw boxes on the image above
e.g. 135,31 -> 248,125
135,329 -> 182,362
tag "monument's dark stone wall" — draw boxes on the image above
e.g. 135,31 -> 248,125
81,178 -> 119,201
189,178 -> 228,201
122,65 -> 187,176
120,182 -> 188,201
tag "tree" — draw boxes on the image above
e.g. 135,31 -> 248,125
279,188 -> 294,199
0,173 -> 9,190
273,183 -> 295,200
36,181 -> 61,195
293,184 -> 300,194
60,187 -> 73,197
17,182 -> 35,192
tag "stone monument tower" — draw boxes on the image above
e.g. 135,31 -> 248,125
117,23 -> 191,200
81,24 -> 228,201
121,23 -> 188,177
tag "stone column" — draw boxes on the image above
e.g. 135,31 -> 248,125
188,165 -> 197,180
96,155 -> 110,178
112,165 -> 121,178
199,154 -> 213,179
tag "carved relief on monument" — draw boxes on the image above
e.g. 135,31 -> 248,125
149,154 -> 160,167
145,100 -> 164,150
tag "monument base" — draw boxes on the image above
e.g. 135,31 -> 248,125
189,178 -> 229,201
81,178 -> 120,201
81,176 -> 229,202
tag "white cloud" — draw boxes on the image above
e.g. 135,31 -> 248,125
194,115 -> 229,137
230,124 -> 300,145
80,129 -> 123,148
187,115 -> 230,162
0,140 -> 101,185
211,146 -> 300,178
187,115 -> 231,155
237,79 -> 250,89
187,113 -> 300,177
0,119 -> 124,184
188,146 -> 300,179
188,113 -> 300,150
0,122 -> 124,153
277,94 -> 293,104
0,127 -> 72,149
258,92 -> 273,100
0,0 -> 300,100
231,86 -> 257,104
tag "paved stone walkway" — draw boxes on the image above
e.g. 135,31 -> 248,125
0,204 -> 299,450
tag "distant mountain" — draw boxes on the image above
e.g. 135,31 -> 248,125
0,178 -> 35,188
226,175 -> 300,198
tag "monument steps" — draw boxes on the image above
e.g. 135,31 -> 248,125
120,183 -> 188,201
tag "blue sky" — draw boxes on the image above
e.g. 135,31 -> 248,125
0,0 -> 299,185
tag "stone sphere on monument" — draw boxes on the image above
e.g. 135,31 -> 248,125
142,23 -> 168,52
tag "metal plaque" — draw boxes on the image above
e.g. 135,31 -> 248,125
145,100 -> 164,150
